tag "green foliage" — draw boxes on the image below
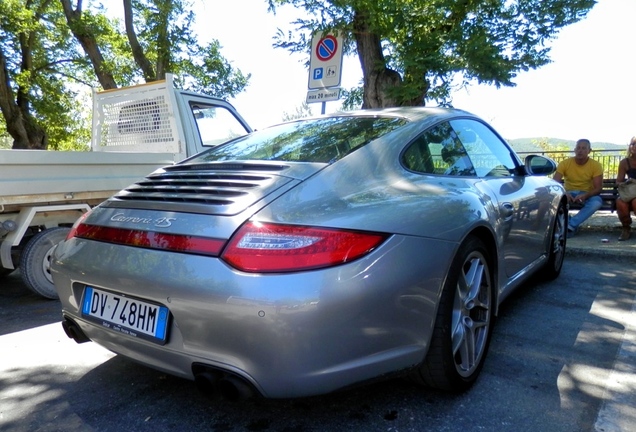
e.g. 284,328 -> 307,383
46,90 -> 92,151
532,138 -> 570,160
130,0 -> 250,97
282,102 -> 314,121
340,86 -> 364,111
0,0 -> 96,149
268,0 -> 596,107
591,151 -> 622,180
178,40 -> 250,98
133,0 -> 195,76
0,134 -> 11,149
78,8 -> 139,84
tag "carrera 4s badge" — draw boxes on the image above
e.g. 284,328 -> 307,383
110,212 -> 176,228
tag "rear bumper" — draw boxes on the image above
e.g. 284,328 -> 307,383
52,234 -> 454,398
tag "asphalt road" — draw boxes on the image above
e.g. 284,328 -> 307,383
1,257 -> 635,432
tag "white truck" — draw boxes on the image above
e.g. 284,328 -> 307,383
0,74 -> 252,298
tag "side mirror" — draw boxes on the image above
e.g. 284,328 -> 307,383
524,154 -> 557,176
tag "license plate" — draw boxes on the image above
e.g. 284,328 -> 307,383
81,287 -> 170,345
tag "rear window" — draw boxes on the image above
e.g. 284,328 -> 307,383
186,116 -> 407,164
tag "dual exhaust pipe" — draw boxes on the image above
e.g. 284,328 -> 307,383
61,317 -> 258,400
193,364 -> 258,400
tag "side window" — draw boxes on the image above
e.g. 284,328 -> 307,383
402,122 -> 476,176
191,104 -> 250,147
403,134 -> 435,174
449,119 -> 517,177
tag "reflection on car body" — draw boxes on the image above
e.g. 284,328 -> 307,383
52,107 -> 567,399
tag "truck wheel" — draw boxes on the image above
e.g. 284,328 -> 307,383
20,227 -> 70,300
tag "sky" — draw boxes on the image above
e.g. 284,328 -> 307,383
193,0 -> 635,145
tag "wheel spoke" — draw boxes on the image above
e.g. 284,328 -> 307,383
465,259 -> 485,305
554,210 -> 565,250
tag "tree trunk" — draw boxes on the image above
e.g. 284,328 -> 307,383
0,47 -> 47,149
352,10 -> 427,108
352,11 -> 402,108
60,0 -> 118,90
123,0 -> 156,81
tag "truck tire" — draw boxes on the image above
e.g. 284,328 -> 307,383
20,227 -> 70,299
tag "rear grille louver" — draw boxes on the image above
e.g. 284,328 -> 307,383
107,163 -> 292,215
116,171 -> 274,205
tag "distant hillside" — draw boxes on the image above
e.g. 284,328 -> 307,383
507,137 -> 626,154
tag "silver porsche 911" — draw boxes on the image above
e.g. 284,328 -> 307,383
52,107 -> 567,399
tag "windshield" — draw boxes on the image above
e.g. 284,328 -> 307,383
185,116 -> 407,164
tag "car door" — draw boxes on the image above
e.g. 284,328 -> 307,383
449,119 -> 553,277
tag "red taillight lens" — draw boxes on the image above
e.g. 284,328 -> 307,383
72,224 -> 225,256
221,222 -> 388,273
66,211 -> 92,240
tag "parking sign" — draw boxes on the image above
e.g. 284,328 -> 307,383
308,32 -> 344,90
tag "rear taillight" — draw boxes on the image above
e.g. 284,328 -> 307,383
72,224 -> 225,256
221,222 -> 388,273
66,210 -> 92,240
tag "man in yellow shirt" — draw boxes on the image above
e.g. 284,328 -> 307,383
553,138 -> 603,237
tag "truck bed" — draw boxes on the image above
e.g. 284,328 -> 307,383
0,150 -> 176,210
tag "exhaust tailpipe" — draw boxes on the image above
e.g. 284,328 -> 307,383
194,370 -> 222,395
62,317 -> 91,344
218,375 -> 255,401
193,364 -> 258,400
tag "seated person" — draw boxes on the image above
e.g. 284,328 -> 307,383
615,136 -> 636,241
552,138 -> 603,237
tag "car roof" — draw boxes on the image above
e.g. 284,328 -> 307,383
309,106 -> 477,123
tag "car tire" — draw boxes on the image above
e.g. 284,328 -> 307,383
20,227 -> 69,300
541,202 -> 567,281
412,236 -> 494,392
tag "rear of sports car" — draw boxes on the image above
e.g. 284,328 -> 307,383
51,113 -> 460,398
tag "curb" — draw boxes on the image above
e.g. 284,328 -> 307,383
565,227 -> 636,261
565,247 -> 636,262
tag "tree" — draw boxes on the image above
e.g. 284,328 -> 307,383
268,0 -> 596,109
0,0 -> 92,149
0,0 -> 250,150
60,0 -> 125,90
62,0 -> 251,93
118,0 -> 251,96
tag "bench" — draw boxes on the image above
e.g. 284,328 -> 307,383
569,179 -> 617,212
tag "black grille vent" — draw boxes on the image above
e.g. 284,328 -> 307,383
114,171 -> 275,205
111,160 -> 294,208
104,162 -> 299,215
